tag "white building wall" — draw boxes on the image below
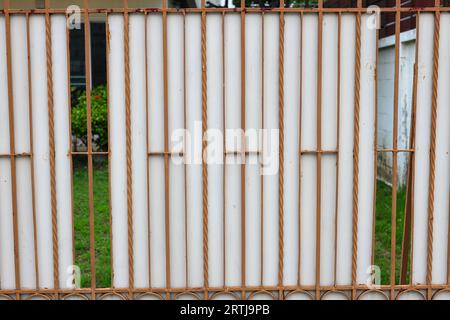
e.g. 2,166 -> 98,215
377,30 -> 416,186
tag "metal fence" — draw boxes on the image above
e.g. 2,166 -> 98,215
0,0 -> 449,300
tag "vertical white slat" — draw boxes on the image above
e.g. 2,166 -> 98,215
30,14 -> 53,289
185,13 -> 203,288
51,14 -> 74,290
320,13 -> 338,286
147,13 -> 166,288
244,13 -> 262,287
336,13 -> 355,286
300,13 -> 318,286
412,13 -> 434,285
129,13 -> 149,288
224,13 -> 242,287
11,15 -> 36,289
0,14 -> 16,290
356,14 -> 377,284
224,161 -> 241,286
282,13 -> 300,286
167,13 -> 186,288
108,14 -> 128,288
432,12 -> 450,285
206,13 -> 224,288
262,13 -> 279,287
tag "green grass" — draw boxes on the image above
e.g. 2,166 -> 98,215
72,165 -> 406,288
374,180 -> 407,285
73,158 -> 111,288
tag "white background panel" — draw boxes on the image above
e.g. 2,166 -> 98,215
11,15 -> 36,289
336,13 -> 356,285
147,14 -> 165,153
300,13 -> 318,286
30,14 -> 53,289
262,13 -> 279,287
356,14 -> 376,284
0,16 -> 10,155
206,13 -> 224,287
108,14 -> 128,288
320,14 -> 338,286
282,13 -> 300,286
147,13 -> 167,288
0,15 -> 16,290
225,160 -> 242,286
432,12 -> 450,285
169,159 -> 186,288
244,13 -> 262,287
224,13 -> 242,287
412,13 -> 434,285
129,13 -> 149,288
148,158 -> 166,288
168,14 -> 186,288
185,13 -> 203,288
51,14 -> 74,289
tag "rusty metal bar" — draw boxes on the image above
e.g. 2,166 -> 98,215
82,0 -> 96,299
25,12 -> 40,291
105,12 -> 115,288
4,0 -> 21,298
351,0 -> 362,300
1,282 -> 450,295
371,24 -> 380,271
377,149 -> 415,153
2,7 -> 450,14
260,11 -> 265,287
0,153 -> 30,158
297,11 -> 303,287
71,151 -> 109,155
426,0 -> 441,300
390,0 -> 401,299
1,151 -> 274,157
333,12 -> 342,287
162,0 -> 171,299
123,0 -> 135,298
315,0 -> 323,301
278,0 -> 285,300
44,0 -> 60,293
201,0 -> 209,300
65,12 -> 76,282
183,11 -> 189,289
222,11 -> 227,289
144,10 -> 152,290
240,0 -> 246,300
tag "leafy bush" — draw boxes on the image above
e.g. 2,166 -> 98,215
71,85 -> 108,151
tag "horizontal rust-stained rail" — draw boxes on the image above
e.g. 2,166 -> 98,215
1,7 -> 450,14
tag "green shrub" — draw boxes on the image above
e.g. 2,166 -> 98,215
71,85 -> 108,151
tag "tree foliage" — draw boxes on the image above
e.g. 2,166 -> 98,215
71,85 -> 108,151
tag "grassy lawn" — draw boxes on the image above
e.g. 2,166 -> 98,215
73,164 -> 406,288
73,158 -> 111,288
374,180 -> 407,285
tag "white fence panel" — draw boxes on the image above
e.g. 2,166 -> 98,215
109,13 -> 128,288
412,12 -> 434,286
432,12 -> 450,285
11,15 -> 36,290
0,14 -> 15,290
0,9 -> 449,300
